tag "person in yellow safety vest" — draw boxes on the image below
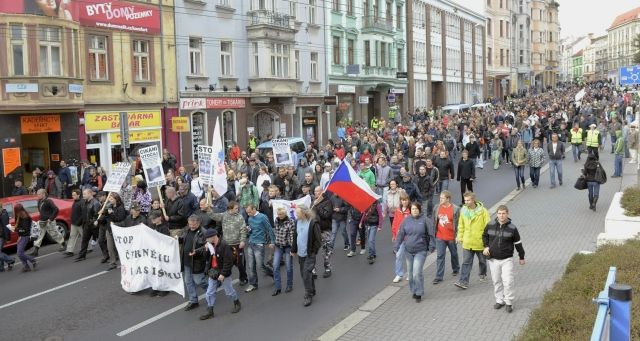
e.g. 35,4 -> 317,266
569,122 -> 583,162
248,134 -> 257,153
370,117 -> 380,130
585,123 -> 601,160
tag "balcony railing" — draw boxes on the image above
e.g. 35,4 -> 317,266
362,16 -> 394,31
248,10 -> 293,29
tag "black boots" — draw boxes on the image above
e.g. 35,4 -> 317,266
30,247 -> 39,257
592,196 -> 598,211
232,300 -> 241,313
199,307 -> 214,320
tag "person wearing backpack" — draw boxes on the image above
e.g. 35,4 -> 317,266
0,208 -> 16,271
14,204 -> 37,272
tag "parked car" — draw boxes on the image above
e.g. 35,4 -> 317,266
256,137 -> 307,165
1,195 -> 72,251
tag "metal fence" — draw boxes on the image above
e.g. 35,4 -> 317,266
591,267 -> 617,341
591,266 -> 632,341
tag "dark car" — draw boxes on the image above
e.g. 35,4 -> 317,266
1,195 -> 73,250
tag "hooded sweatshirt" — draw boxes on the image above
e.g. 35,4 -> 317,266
394,213 -> 434,254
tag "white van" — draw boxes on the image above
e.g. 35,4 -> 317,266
471,103 -> 493,111
441,104 -> 471,115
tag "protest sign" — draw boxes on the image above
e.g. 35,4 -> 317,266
197,145 -> 215,186
102,162 -> 131,193
272,138 -> 293,166
139,145 -> 166,188
111,223 -> 185,297
271,195 -> 311,223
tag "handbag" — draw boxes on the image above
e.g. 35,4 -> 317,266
574,175 -> 587,190
594,163 -> 607,184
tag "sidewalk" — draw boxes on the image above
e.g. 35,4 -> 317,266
318,149 -> 628,341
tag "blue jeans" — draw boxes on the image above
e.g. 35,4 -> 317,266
572,144 -> 581,161
588,181 -> 600,199
611,135 -> 617,152
405,250 -> 427,296
183,265 -> 208,303
0,238 -> 15,270
348,220 -> 366,252
366,225 -> 378,258
205,276 -> 238,307
614,155 -> 623,176
458,249 -> 487,285
273,245 -> 293,290
331,219 -> 349,249
16,236 -> 35,268
514,166 -> 525,188
549,159 -> 563,186
435,238 -> 459,280
530,167 -> 541,186
438,179 -> 449,193
246,243 -> 267,287
395,242 -> 405,277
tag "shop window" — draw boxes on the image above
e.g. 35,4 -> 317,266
337,94 -> 354,124
89,35 -> 109,80
133,40 -> 150,82
39,26 -> 62,76
86,133 -> 102,144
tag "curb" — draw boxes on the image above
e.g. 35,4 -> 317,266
316,145 -> 569,341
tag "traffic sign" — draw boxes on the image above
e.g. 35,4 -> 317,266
387,94 -> 396,103
620,65 -> 640,85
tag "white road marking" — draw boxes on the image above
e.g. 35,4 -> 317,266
117,279 -> 240,337
0,271 -> 109,310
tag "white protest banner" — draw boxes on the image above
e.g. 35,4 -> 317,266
271,195 -> 312,223
272,138 -> 293,166
197,145 -> 215,186
111,223 -> 185,297
102,162 -> 131,193
210,119 -> 228,195
139,145 -> 166,188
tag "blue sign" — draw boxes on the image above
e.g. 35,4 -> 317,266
619,65 -> 640,85
5,83 -> 38,93
68,84 -> 84,94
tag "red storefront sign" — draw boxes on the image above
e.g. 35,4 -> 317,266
180,98 -> 246,110
79,0 -> 161,34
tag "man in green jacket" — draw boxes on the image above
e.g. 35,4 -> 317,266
612,130 -> 624,178
454,191 -> 490,290
358,161 -> 376,190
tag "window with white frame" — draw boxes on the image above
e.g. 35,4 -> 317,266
219,0 -> 231,6
270,43 -> 289,78
252,42 -> 260,76
88,35 -> 108,80
294,50 -> 300,78
220,41 -> 232,76
310,52 -> 318,80
133,40 -> 150,82
39,26 -> 62,76
189,37 -> 204,76
332,0 -> 339,12
289,0 -> 297,17
308,0 -> 316,24
346,0 -> 353,15
10,24 -> 25,76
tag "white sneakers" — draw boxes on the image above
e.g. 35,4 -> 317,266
347,251 -> 355,257
359,249 -> 366,255
393,276 -> 402,283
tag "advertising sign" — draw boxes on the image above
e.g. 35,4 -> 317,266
179,98 -> 247,110
85,111 -> 161,132
171,117 -> 190,132
20,115 -> 61,134
139,145 -> 165,188
2,148 -> 21,176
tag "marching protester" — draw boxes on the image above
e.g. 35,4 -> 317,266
394,202 -> 432,302
0,207 -> 16,271
180,215 -> 208,312
123,204 -> 146,227
511,140 -> 528,190
148,211 -> 171,297
75,188 -> 101,262
527,139 -> 545,188
454,192 -> 490,290
482,205 -> 525,313
547,133 -> 565,189
457,150 -> 475,201
272,207 -> 296,295
63,189 -> 84,257
432,190 -> 460,284
292,205 -> 322,307
13,204 -> 37,272
582,154 -> 607,211
390,193 -> 411,283
103,193 -> 127,270
330,194 -> 350,252
244,204 -> 276,293
31,189 -> 66,257
612,129 -> 624,178
359,199 -> 383,264
311,186 -> 334,277
190,228 -> 241,320
208,201 -> 249,286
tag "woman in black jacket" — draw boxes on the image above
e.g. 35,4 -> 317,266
14,204 -> 37,272
105,193 -> 127,270
292,205 -> 322,307
583,154 -> 604,211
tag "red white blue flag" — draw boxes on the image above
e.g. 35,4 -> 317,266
325,160 -> 381,213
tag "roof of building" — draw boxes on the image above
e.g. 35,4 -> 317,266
573,50 -> 583,57
608,6 -> 640,30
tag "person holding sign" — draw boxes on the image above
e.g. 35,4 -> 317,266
148,212 -> 171,298
190,229 -> 242,320
103,193 -> 127,271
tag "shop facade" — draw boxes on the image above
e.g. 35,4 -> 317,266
329,83 -> 406,127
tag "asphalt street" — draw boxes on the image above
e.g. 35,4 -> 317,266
0,159 -> 521,341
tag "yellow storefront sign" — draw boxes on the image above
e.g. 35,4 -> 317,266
171,117 -> 190,132
85,111 -> 162,132
110,129 -> 161,144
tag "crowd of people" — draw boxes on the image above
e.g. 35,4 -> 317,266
1,80 -> 638,318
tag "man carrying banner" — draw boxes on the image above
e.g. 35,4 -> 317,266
179,215 -> 208,311
148,212 -> 171,297
311,186 -> 334,278
190,228 -> 241,320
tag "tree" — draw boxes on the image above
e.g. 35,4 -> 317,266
633,33 -> 640,64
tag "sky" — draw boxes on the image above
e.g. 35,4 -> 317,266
453,0 -> 638,39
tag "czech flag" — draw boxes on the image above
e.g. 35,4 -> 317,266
325,160 -> 381,213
